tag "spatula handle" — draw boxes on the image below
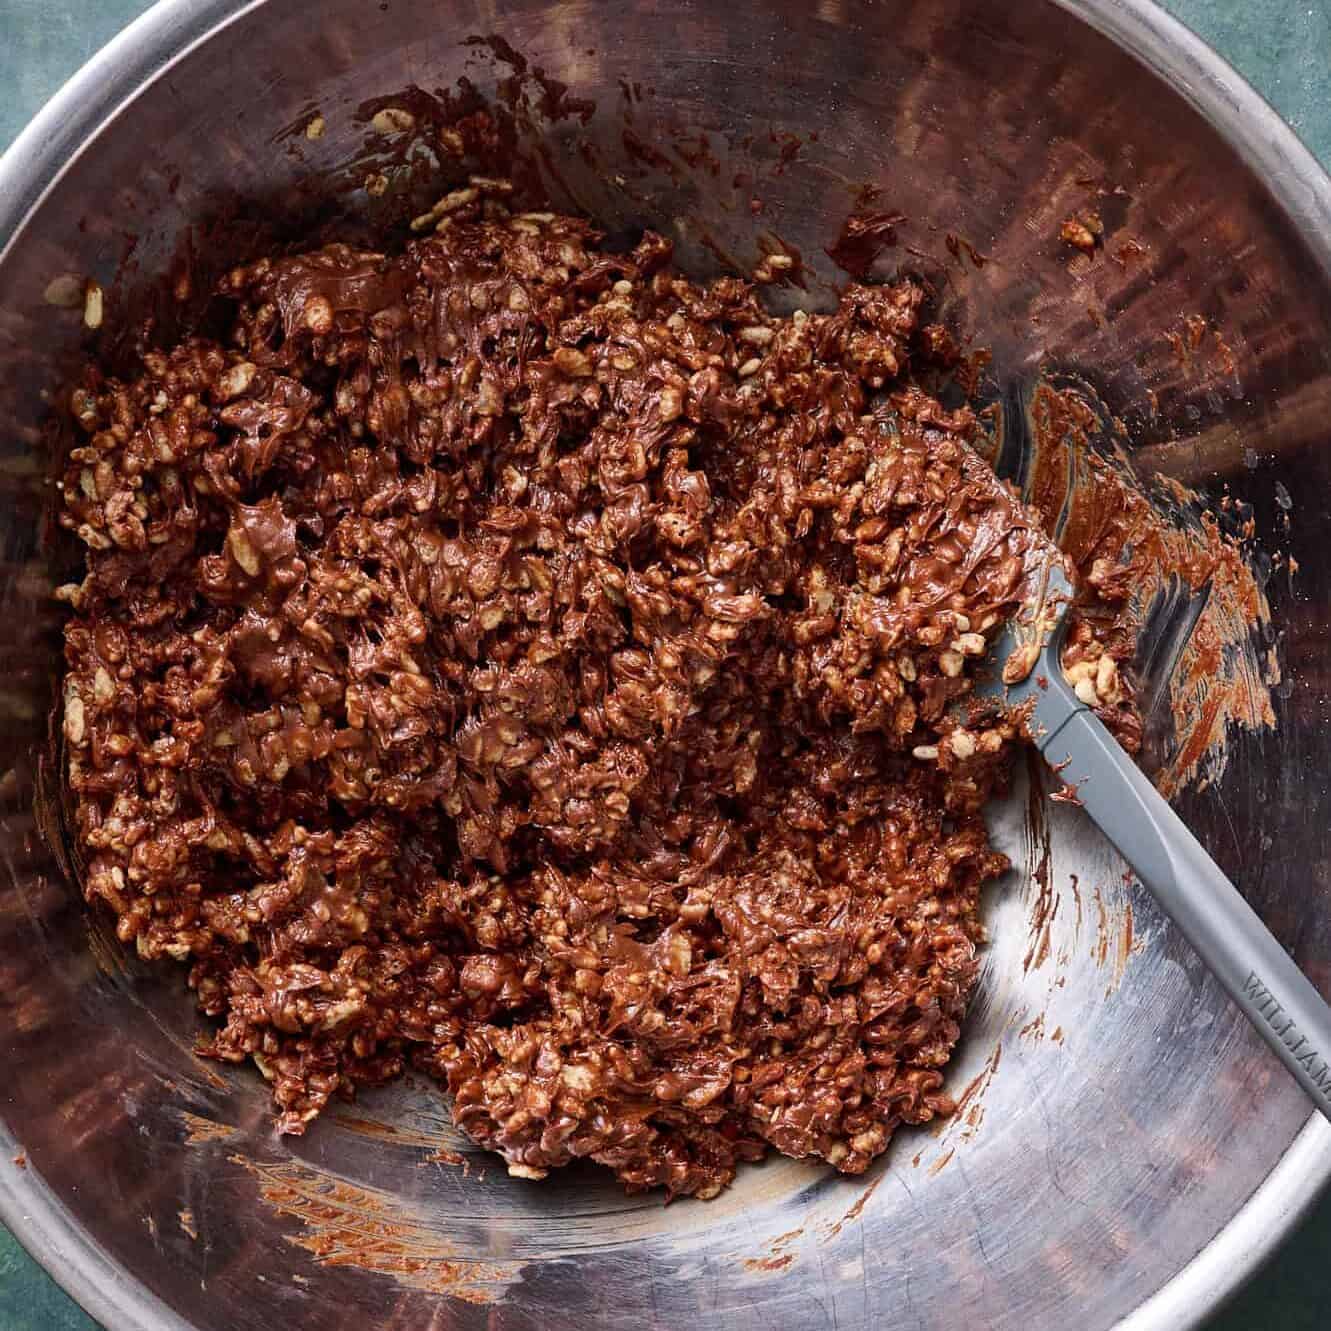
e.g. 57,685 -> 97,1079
1035,677 -> 1331,1120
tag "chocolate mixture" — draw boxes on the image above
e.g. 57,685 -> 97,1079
56,189 -> 1130,1197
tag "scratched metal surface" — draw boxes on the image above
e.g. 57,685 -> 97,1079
1,0 -> 1330,1328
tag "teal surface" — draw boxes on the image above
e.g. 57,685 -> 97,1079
1,0 -> 1328,1326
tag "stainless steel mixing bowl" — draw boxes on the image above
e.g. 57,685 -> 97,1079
2,1 -> 1330,1328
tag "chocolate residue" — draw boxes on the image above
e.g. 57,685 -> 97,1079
1112,238 -> 1148,267
1212,329 -> 1237,379
1157,314 -> 1239,388
1092,886 -> 1110,968
177,1207 -> 198,1241
1014,375 -> 1276,797
231,1155 -> 521,1303
952,1041 -> 1002,1122
1021,754 -> 1056,974
1153,529 -> 1277,798
743,1253 -> 794,1273
331,1113 -> 464,1164
841,1171 -> 884,1225
823,1169 -> 886,1241
464,34 -> 597,125
1116,902 -> 1136,987
825,211 -> 905,279
944,233 -> 989,269
180,1111 -> 239,1146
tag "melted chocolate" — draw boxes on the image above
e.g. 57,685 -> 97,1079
57,191 -> 1112,1198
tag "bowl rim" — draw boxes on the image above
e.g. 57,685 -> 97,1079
2,0 -> 1330,1327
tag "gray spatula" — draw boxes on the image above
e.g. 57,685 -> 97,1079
980,547 -> 1331,1120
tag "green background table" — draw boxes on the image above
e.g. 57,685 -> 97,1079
0,0 -> 1328,1325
